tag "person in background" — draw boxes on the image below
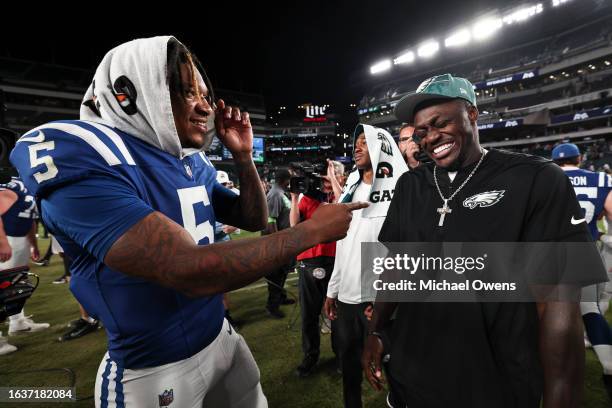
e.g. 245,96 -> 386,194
58,304 -> 101,342
552,143 -> 612,398
263,168 -> 295,318
50,235 -> 71,284
397,124 -> 421,170
260,176 -> 270,194
0,177 -> 48,356
290,160 -> 344,377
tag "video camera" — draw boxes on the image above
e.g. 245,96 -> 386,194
288,161 -> 327,196
0,266 -> 38,322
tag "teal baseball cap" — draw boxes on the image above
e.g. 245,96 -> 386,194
394,73 -> 477,123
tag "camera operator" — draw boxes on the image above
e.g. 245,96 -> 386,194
289,160 -> 344,377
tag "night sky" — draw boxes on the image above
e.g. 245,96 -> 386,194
1,0 -> 600,115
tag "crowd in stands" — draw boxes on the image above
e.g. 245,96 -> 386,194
506,139 -> 612,171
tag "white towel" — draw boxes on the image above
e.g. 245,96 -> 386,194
80,36 -> 192,158
340,124 -> 408,218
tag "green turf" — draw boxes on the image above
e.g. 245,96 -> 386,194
1,233 -> 611,407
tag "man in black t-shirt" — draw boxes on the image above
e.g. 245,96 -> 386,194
362,74 -> 607,408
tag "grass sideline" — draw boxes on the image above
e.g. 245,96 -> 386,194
0,232 -> 609,407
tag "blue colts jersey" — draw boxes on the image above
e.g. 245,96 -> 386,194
10,120 -> 239,369
563,168 -> 612,240
0,178 -> 36,237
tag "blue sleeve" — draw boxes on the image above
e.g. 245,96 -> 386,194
10,121 -> 137,199
41,176 -> 154,261
211,181 -> 239,223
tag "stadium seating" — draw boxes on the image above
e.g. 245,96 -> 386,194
356,13 -> 612,171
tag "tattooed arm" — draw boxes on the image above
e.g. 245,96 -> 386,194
217,155 -> 268,232
105,202 -> 367,297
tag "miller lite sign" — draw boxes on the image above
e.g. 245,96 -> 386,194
303,105 -> 327,122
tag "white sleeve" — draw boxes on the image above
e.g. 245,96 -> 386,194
326,239 -> 343,298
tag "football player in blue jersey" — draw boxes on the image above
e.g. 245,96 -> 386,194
10,36 -> 364,407
0,177 -> 49,356
553,143 -> 612,398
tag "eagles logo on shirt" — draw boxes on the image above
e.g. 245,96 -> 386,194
463,190 -> 506,209
377,132 -> 393,156
375,162 -> 393,178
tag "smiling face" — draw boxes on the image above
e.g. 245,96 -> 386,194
354,133 -> 372,170
412,99 -> 481,169
170,62 -> 214,149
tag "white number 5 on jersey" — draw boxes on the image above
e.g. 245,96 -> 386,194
177,186 -> 214,244
22,130 -> 58,183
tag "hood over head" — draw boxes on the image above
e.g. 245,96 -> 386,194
80,36 -> 215,158
341,124 -> 408,218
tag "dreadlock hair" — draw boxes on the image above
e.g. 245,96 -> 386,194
167,38 -> 215,108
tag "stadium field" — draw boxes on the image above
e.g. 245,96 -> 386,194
0,232 -> 610,407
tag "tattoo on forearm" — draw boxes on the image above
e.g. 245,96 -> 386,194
199,224 -> 305,293
105,211 -> 309,297
105,212 -> 201,289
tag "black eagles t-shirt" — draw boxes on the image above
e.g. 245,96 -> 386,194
378,149 -> 603,407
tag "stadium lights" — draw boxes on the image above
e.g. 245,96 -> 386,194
445,29 -> 471,47
502,4 -> 543,25
365,0 -> 576,78
552,0 -> 571,6
394,51 -> 415,65
417,40 -> 440,58
370,59 -> 392,74
472,17 -> 503,41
